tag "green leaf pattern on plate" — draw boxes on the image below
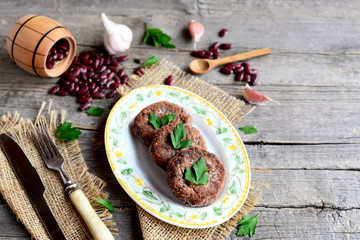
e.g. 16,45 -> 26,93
106,86 -> 249,226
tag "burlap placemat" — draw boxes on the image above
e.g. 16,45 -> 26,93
0,105 -> 116,239
118,59 -> 265,240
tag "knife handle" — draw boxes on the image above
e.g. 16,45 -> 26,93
68,189 -> 114,240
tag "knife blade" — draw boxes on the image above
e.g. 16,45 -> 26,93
0,134 -> 66,240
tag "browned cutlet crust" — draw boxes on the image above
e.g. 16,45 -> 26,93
132,101 -> 192,146
167,147 -> 225,207
149,123 -> 206,170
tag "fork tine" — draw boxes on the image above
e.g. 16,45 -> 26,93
41,127 -> 61,157
32,127 -> 50,159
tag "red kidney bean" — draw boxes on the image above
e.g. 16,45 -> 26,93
191,51 -> 205,58
81,73 -> 87,81
164,75 -> 174,85
89,82 -> 96,90
133,67 -> 143,76
218,28 -> 229,37
81,53 -> 90,60
95,65 -> 107,73
111,82 -> 121,89
68,68 -> 80,77
233,66 -> 244,73
63,80 -> 70,85
220,67 -> 233,75
209,42 -> 220,50
98,57 -> 104,66
48,85 -> 60,94
106,90 -> 117,98
79,102 -> 92,111
77,96 -> 92,103
103,59 -> 111,65
69,77 -> 79,83
92,91 -> 105,99
67,82 -> 75,92
72,61 -> 82,66
78,93 -> 91,98
105,80 -> 115,89
57,53 -> 64,61
73,84 -> 79,92
46,62 -> 55,69
56,90 -> 68,96
226,63 -> 241,69
92,59 -> 100,69
209,48 -> 219,59
243,74 -> 251,83
83,59 -> 93,65
117,55 -> 130,62
108,66 -> 118,72
235,71 -> 244,81
121,75 -> 129,84
250,74 -> 260,85
107,72 -> 115,80
78,86 -> 89,95
87,71 -> 94,77
247,69 -> 259,75
203,51 -> 212,59
117,69 -> 125,78
219,43 -> 233,50
114,75 -> 121,83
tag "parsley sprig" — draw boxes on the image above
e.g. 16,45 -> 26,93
56,122 -> 81,142
237,215 -> 259,237
143,23 -> 176,48
185,157 -> 209,185
142,56 -> 159,67
170,123 -> 192,149
95,198 -> 115,212
149,112 -> 176,130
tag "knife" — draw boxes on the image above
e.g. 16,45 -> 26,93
0,134 -> 66,240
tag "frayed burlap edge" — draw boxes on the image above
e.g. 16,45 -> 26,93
0,102 -> 117,239
117,60 -> 265,240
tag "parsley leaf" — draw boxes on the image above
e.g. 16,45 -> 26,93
185,158 -> 209,185
237,215 -> 259,237
86,106 -> 105,116
160,113 -> 176,127
56,122 -> 81,142
239,125 -> 258,134
95,198 -> 115,212
149,112 -> 162,129
170,123 -> 192,150
148,112 -> 176,130
142,56 -> 159,67
143,23 -> 176,49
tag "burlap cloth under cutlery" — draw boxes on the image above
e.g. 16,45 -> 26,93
0,106 -> 117,239
118,59 -> 267,240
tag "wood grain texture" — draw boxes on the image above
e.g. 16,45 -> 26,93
0,0 -> 359,239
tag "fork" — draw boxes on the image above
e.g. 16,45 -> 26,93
33,127 -> 114,240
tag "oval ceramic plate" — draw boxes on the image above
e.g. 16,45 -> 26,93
105,85 -> 250,228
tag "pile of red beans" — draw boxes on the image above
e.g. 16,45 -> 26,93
190,28 -> 260,85
46,39 -> 69,69
48,50 -> 130,111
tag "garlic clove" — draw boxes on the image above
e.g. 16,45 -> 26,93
188,20 -> 204,42
100,13 -> 133,54
243,84 -> 280,104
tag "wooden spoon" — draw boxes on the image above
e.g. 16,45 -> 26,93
189,48 -> 272,74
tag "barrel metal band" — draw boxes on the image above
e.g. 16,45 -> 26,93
32,26 -> 65,76
11,15 -> 39,62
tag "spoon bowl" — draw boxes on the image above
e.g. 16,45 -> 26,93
189,48 -> 272,74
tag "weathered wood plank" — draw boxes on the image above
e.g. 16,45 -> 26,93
1,83 -> 359,144
1,13 -> 360,55
228,207 -> 360,240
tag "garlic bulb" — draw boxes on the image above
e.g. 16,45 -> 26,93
100,13 -> 133,54
188,20 -> 204,42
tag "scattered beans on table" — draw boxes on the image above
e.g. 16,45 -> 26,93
48,49 -> 130,111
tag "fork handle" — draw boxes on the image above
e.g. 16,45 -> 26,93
69,189 -> 114,240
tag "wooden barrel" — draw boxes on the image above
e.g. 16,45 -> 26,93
6,15 -> 76,77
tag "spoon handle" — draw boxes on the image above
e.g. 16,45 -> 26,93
213,48 -> 272,66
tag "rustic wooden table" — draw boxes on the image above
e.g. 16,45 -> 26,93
1,1 -> 359,239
